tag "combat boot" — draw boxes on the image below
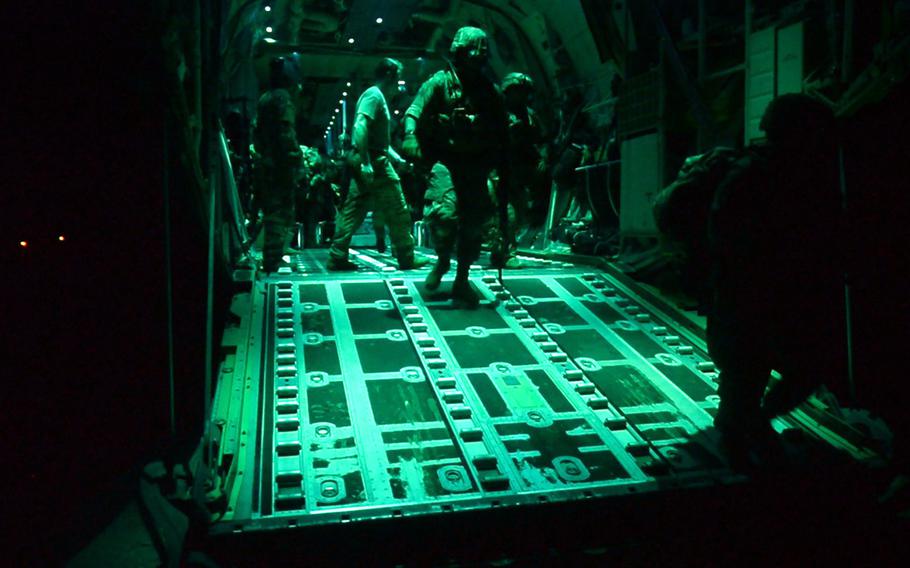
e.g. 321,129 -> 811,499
451,279 -> 480,307
398,254 -> 429,270
424,258 -> 451,291
327,256 -> 359,271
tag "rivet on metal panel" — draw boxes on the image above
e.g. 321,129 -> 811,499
449,406 -> 472,420
664,335 -> 681,345
411,323 -> 428,333
276,385 -> 298,399
626,442 -> 651,457
652,326 -> 668,336
605,417 -> 627,430
531,331 -> 548,341
587,397 -> 610,410
416,335 -> 435,347
575,383 -> 596,395
472,455 -> 498,470
276,366 -> 297,377
276,471 -> 303,486
505,302 -> 522,312
513,310 -> 530,319
436,377 -> 457,389
403,305 -> 420,315
539,341 -> 558,352
426,358 -> 447,369
677,345 -> 694,355
479,472 -> 511,491
276,401 -> 299,415
459,428 -> 483,442
276,442 -> 302,456
276,418 -> 300,432
442,391 -> 465,404
549,352 -> 568,363
519,318 -> 536,328
564,369 -> 584,381
696,361 -> 716,372
405,314 -> 424,323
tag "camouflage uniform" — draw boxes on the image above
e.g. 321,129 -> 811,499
252,89 -> 302,272
487,72 -> 548,266
405,28 -> 509,278
421,162 -> 459,257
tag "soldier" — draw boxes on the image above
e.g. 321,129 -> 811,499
487,72 -> 548,268
402,26 -> 510,305
252,88 -> 303,273
707,94 -> 847,466
328,58 -> 425,271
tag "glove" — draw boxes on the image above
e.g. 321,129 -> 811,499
402,133 -> 421,159
360,162 -> 374,185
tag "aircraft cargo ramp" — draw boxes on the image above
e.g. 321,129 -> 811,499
202,248 -> 885,564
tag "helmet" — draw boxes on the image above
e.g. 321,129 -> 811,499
502,72 -> 533,93
450,26 -> 489,61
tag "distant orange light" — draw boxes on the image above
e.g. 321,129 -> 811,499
19,240 -> 28,248
58,235 -> 65,242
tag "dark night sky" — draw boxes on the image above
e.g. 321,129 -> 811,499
4,3 -> 172,560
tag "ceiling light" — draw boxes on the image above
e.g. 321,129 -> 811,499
346,81 -> 352,87
266,26 -> 273,33
19,240 -> 27,248
265,6 -> 271,12
58,235 -> 65,242
334,108 -> 339,113
342,91 -> 348,97
264,37 -> 276,43
398,80 -> 406,85
376,17 -> 383,24
339,99 -> 343,104
348,38 -> 355,44
393,110 -> 400,115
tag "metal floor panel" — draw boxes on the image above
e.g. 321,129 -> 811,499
211,249 -> 872,535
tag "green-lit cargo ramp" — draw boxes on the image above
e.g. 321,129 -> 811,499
208,249 -> 876,539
